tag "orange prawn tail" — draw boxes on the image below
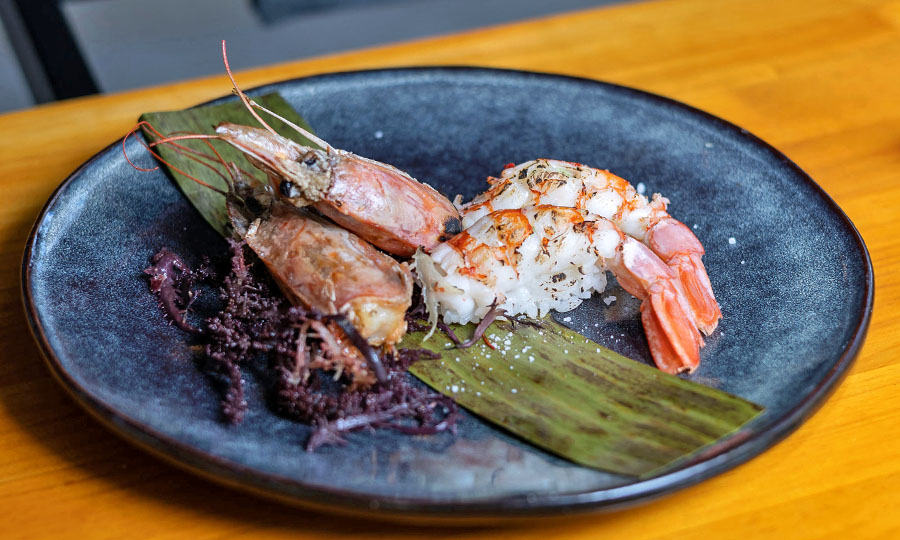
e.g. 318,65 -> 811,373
646,217 -> 721,335
641,280 -> 702,374
613,237 -> 703,374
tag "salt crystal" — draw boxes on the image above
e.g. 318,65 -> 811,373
704,142 -> 714,148
728,237 -> 736,245
636,182 -> 646,194
374,130 -> 384,139
602,295 -> 616,305
511,389 -> 518,394
451,385 -> 458,392
562,316 -> 572,322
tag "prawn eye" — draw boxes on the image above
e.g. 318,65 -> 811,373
279,180 -> 297,198
300,152 -> 318,167
439,216 -> 463,241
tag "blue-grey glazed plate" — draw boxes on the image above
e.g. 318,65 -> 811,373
22,68 -> 872,520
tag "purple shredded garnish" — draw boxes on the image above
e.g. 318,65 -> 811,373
505,313 -> 545,330
144,249 -> 207,333
405,287 -> 540,346
458,302 -> 505,348
306,397 -> 458,451
437,321 -> 463,345
145,242 -> 455,446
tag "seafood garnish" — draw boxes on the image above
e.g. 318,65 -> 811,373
415,206 -> 703,374
460,159 -> 721,334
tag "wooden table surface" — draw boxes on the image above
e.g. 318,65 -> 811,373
2,0 -> 899,537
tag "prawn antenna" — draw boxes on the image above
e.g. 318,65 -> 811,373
249,101 -> 332,152
221,40 -> 333,153
222,41 -> 279,139
124,122 -> 229,195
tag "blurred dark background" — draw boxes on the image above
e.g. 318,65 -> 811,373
0,0 -> 624,113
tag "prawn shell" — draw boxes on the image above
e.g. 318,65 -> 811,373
244,204 -> 412,346
215,123 -> 461,257
315,154 -> 462,257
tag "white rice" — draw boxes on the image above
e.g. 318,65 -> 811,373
414,207 -> 615,328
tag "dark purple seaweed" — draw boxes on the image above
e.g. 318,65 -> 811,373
144,249 -> 211,333
145,242 -> 456,447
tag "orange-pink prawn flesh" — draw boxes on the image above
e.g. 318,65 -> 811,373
415,205 -> 703,373
644,217 -> 721,335
461,159 -> 721,335
610,237 -> 703,373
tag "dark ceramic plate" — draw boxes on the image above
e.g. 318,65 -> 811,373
22,68 -> 872,520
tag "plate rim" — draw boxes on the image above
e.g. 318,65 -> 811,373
20,66 -> 875,519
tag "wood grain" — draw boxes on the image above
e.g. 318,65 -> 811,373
1,0 -> 899,538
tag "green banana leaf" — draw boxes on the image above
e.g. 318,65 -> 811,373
405,319 -> 762,477
140,96 -> 763,477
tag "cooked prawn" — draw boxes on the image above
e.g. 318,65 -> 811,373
414,205 -> 703,374
460,159 -> 721,334
207,41 -> 461,257
245,203 -> 413,348
215,122 -> 462,257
